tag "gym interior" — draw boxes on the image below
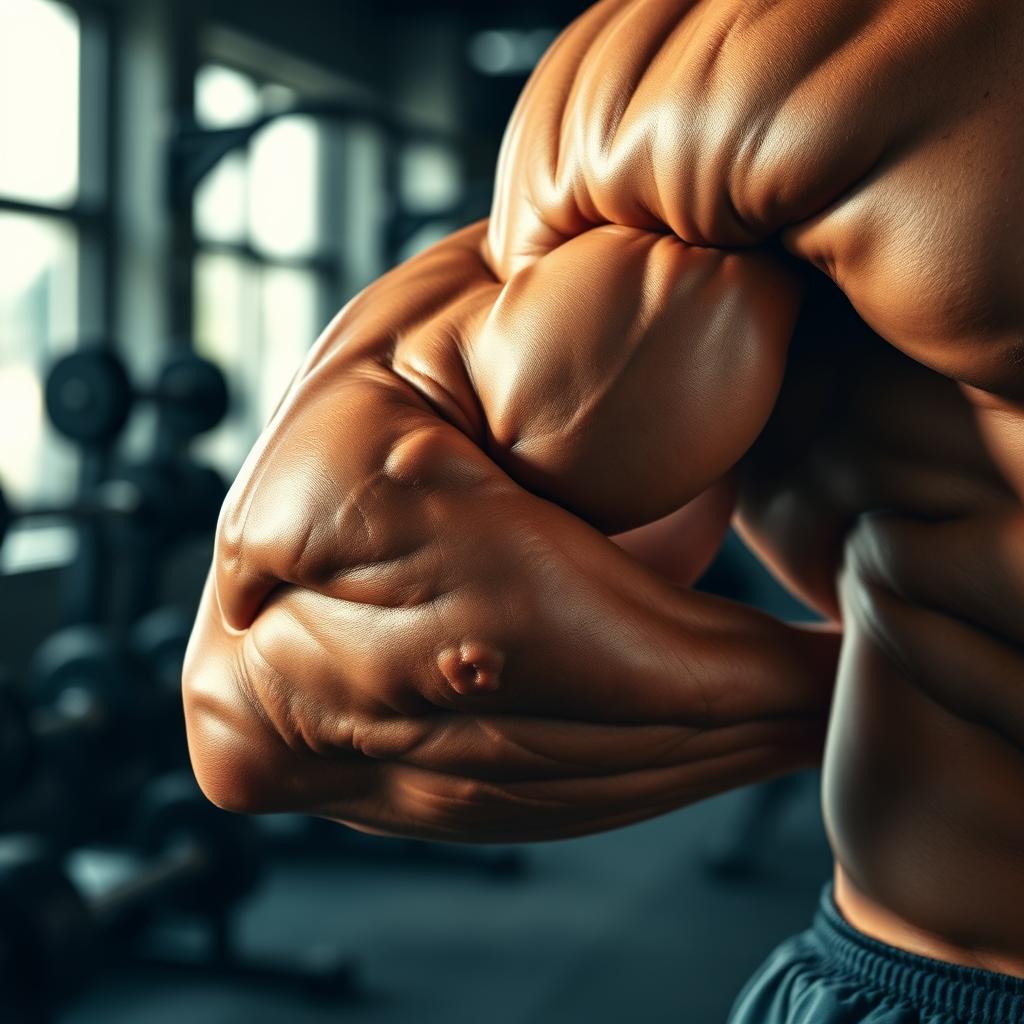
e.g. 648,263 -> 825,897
0,1 -> 832,1020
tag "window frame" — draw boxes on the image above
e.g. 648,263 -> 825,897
188,31 -> 360,336
0,0 -> 118,576
186,45 -> 359,455
0,0 -> 118,342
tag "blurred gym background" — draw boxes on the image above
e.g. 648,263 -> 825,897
0,0 -> 829,1021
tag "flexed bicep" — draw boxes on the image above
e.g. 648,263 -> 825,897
182,0 -> 874,835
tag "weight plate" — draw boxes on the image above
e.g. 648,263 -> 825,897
101,460 -> 177,548
45,350 -> 133,444
107,459 -> 225,546
176,462 -> 227,536
155,355 -> 229,439
30,626 -> 127,710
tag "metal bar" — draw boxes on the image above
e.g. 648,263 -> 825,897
168,98 -> 463,210
77,1 -> 115,339
192,238 -> 342,276
167,3 -> 201,342
0,196 -> 105,225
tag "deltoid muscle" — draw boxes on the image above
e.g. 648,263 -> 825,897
182,0 -> 1022,839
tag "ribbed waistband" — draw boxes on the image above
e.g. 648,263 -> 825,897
813,885 -> 1024,1024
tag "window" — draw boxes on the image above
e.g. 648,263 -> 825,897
394,141 -> 464,262
190,57 -> 468,476
0,0 -> 109,510
0,0 -> 80,205
0,214 -> 79,499
192,63 -> 335,474
0,7 -> 465,573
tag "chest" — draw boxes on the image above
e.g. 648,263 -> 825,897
736,324 -> 1016,618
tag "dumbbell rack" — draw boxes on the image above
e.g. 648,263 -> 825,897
0,343 -> 536,1021
46,346 -> 228,627
0,346 -> 357,1021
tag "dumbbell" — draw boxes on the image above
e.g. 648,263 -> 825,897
45,347 -> 229,445
0,775 -> 352,1022
0,627 -> 143,811
0,460 -> 226,551
0,775 -> 262,1020
100,458 -> 227,550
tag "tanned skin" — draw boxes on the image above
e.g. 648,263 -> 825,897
184,0 -> 1024,977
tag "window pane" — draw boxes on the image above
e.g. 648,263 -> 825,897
0,0 -> 79,205
193,251 -> 258,474
259,267 -> 317,423
249,116 -> 320,258
193,65 -> 259,244
0,213 -> 78,504
340,123 -> 388,288
400,143 -> 461,213
195,64 -> 260,129
397,219 -> 458,262
194,152 -> 248,243
193,256 -> 320,475
260,82 -> 296,114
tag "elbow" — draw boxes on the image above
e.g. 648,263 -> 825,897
181,615 -> 297,816
185,704 -> 284,816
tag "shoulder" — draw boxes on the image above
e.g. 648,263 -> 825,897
488,0 -> 1000,275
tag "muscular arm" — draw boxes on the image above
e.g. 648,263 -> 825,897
185,0 -> 1024,840
183,218 -> 838,840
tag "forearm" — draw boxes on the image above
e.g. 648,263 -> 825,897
183,214 -> 825,840
185,585 -> 837,844
185,407 -> 838,840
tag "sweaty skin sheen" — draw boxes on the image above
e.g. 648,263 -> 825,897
184,0 -> 1024,974
185,220 -> 836,840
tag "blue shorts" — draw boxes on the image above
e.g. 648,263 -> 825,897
729,885 -> 1024,1024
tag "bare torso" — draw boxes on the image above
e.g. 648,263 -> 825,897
739,284 -> 1024,974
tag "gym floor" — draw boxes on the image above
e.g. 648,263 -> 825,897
66,773 -> 831,1024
